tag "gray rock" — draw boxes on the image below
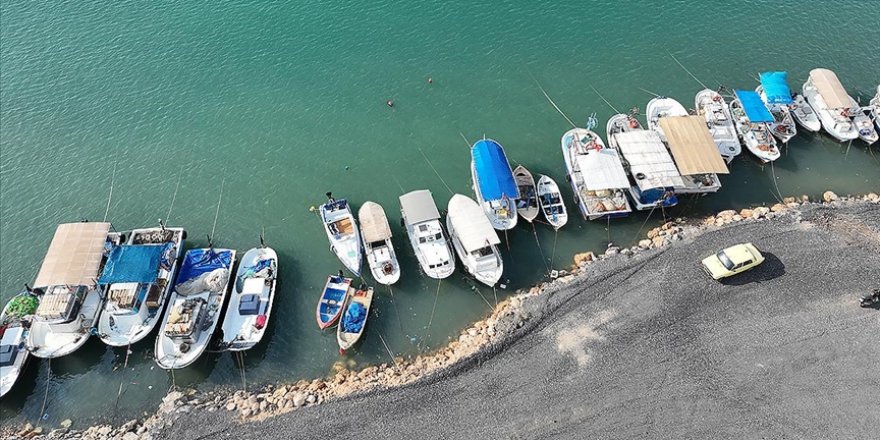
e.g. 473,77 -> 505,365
293,393 -> 306,407
60,419 -> 73,429
226,402 -> 236,411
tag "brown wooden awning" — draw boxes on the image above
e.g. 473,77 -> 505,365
809,68 -> 851,109
34,222 -> 111,287
659,116 -> 729,175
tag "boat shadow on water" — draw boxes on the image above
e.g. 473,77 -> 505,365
719,252 -> 785,286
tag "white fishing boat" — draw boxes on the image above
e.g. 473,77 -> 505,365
336,285 -> 374,352
96,225 -> 185,347
320,193 -> 362,276
731,91 -> 782,163
850,97 -> 878,145
1,291 -> 39,397
695,89 -> 742,161
606,113 -> 643,142
756,72 -> 797,143
446,194 -> 503,287
803,69 -> 858,142
358,201 -> 400,285
646,97 -> 688,141
155,247 -> 236,369
561,128 -> 631,220
791,93 -> 822,132
871,86 -> 880,131
610,130 -> 684,210
219,245 -> 277,351
471,139 -> 519,230
656,116 -> 728,193
399,190 -> 455,279
27,223 -> 117,359
513,165 -> 539,223
536,175 -> 567,230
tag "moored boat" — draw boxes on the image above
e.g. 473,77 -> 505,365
757,72 -> 797,143
802,69 -> 858,142
656,116 -> 728,193
336,285 -> 374,352
561,128 -> 631,220
791,93 -> 822,132
646,97 -> 688,141
850,97 -> 878,145
609,130 -> 683,210
606,112 -> 643,142
446,194 -> 504,287
536,175 -> 567,230
731,91 -> 781,162
320,194 -> 362,276
871,86 -> 880,131
513,166 -> 539,223
219,244 -> 277,351
155,247 -> 236,369
96,225 -> 185,347
695,89 -> 742,161
316,274 -> 352,330
358,202 -> 401,285
1,291 -> 40,397
470,139 -> 519,230
399,190 -> 455,279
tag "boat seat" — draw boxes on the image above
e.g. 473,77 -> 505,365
0,344 -> 17,366
238,294 -> 261,315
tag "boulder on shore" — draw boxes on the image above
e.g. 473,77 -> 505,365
823,191 -> 839,202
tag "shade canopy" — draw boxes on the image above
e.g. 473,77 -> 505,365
809,68 -> 851,109
447,194 -> 500,253
399,190 -> 440,225
575,149 -> 629,190
471,139 -> 519,201
735,90 -> 775,123
659,116 -> 730,175
358,201 -> 392,243
760,71 -> 793,104
34,222 -> 111,288
613,131 -> 685,190
98,243 -> 171,284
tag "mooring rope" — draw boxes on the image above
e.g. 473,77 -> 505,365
236,351 -> 247,390
114,344 -> 133,412
166,164 -> 184,222
531,223 -> 550,273
103,159 -> 118,222
387,285 -> 405,338
534,78 -> 577,128
548,229 -> 559,271
590,84 -> 622,114
667,50 -> 709,89
376,330 -> 399,368
417,147 -> 454,195
210,177 -> 226,240
492,286 -> 498,307
421,279 -> 442,343
39,359 -> 51,420
769,161 -> 785,204
630,203 -> 658,245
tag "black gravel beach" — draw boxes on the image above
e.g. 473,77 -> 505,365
138,201 -> 880,440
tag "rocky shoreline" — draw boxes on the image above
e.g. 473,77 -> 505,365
5,190 -> 878,440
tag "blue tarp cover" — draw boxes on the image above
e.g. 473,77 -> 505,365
471,139 -> 519,201
735,90 -> 775,123
98,243 -> 171,284
176,248 -> 233,285
760,71 -> 793,105
342,302 -> 366,333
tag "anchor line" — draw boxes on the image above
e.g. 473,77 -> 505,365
114,343 -> 133,412
531,223 -> 550,274
590,85 -> 622,114
377,331 -> 399,368
210,178 -> 226,241
39,359 -> 51,420
534,79 -> 577,128
769,160 -> 785,204
417,147 -> 454,195
638,87 -> 661,98
548,229 -> 559,271
103,155 -> 118,222
666,50 -> 709,89
421,279 -> 442,344
387,285 -> 406,338
166,162 -> 184,222
630,203 -> 658,245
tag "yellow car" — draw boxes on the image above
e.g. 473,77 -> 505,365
701,242 -> 765,280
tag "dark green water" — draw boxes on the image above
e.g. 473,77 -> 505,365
1,0 -> 877,427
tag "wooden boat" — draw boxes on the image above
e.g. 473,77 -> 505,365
320,193 -> 362,276
512,165 -> 539,223
399,190 -> 455,279
220,244 -> 278,351
154,248 -> 236,369
316,274 -> 352,330
1,291 -> 39,397
358,202 -> 401,285
336,285 -> 374,352
695,89 -> 742,161
536,175 -> 567,230
446,194 -> 503,287
790,93 -> 821,132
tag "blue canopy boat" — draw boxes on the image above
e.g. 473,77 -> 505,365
731,90 -> 780,162
470,139 -> 519,230
757,71 -> 797,142
316,274 -> 352,330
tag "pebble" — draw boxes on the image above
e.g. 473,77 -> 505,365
306,394 -> 317,404
293,393 -> 306,407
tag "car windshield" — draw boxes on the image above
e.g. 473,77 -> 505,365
716,251 -> 735,270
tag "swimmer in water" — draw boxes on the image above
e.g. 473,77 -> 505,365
386,99 -> 394,107
427,77 -> 433,84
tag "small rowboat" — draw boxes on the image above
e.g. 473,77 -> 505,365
337,285 -> 374,352
536,175 -> 567,230
790,94 -> 821,132
513,165 -> 539,223
316,274 -> 352,330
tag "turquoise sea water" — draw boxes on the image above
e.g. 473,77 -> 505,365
1,0 -> 878,427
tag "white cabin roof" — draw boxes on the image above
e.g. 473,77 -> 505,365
400,190 -> 440,225
614,131 -> 685,190
575,150 -> 629,191
447,194 -> 500,253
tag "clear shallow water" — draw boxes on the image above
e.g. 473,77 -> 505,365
1,0 -> 878,427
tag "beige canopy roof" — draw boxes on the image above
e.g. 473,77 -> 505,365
809,68 -> 851,109
358,201 -> 392,243
34,222 -> 111,288
447,194 -> 500,253
659,116 -> 729,175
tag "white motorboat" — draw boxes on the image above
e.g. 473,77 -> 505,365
757,72 -> 797,143
731,91 -> 782,163
561,128 -> 631,220
803,69 -> 858,142
155,248 -> 236,369
320,194 -> 362,276
27,222 -> 117,359
645,97 -> 688,141
399,190 -> 455,279
536,175 -> 567,230
606,112 -> 643,142
871,86 -> 880,131
790,93 -> 822,132
96,225 -> 185,347
220,245 -> 277,351
655,116 -> 728,193
446,194 -> 503,287
513,166 -> 539,223
358,201 -> 400,285
850,97 -> 878,145
336,285 -> 374,352
695,89 -> 742,161
1,291 -> 39,397
609,130 -> 683,211
470,139 -> 519,230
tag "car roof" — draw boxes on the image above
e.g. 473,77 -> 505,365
723,243 -> 757,264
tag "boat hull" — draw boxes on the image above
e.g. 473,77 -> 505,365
316,275 -> 351,330
471,162 -> 518,230
446,216 -> 503,287
27,288 -> 103,359
321,200 -> 362,276
791,94 -> 822,132
536,175 -> 568,230
221,247 -> 278,351
0,292 -> 37,397
695,89 -> 742,161
803,84 -> 858,142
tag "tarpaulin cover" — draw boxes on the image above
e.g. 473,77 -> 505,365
760,71 -> 793,105
342,302 -> 366,333
176,249 -> 233,285
471,139 -> 519,200
735,90 -> 775,123
98,243 -> 171,284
